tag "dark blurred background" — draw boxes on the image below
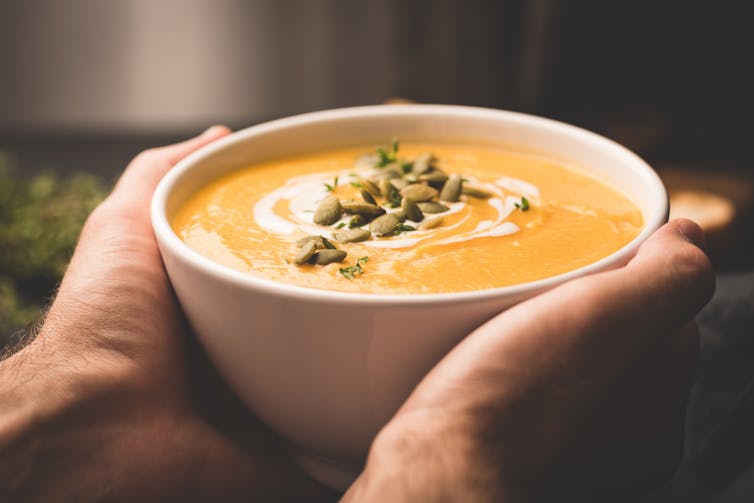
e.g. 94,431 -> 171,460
1,0 -> 751,171
1,2 -> 753,499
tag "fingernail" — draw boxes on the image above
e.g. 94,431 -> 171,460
676,219 -> 707,250
199,125 -> 227,138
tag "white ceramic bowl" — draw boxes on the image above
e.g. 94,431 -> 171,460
151,105 -> 667,490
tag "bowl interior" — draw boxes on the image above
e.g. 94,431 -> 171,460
154,105 -> 667,302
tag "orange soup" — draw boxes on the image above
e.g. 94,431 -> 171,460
171,142 -> 643,294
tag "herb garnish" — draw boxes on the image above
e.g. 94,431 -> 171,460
320,236 -> 337,249
515,197 -> 530,211
324,177 -> 339,192
376,137 -> 400,167
335,222 -> 346,229
396,223 -> 416,233
388,189 -> 402,208
339,256 -> 369,279
349,181 -> 363,189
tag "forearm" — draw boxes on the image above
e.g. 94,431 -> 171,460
0,343 -> 142,501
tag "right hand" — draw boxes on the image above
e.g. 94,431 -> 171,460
345,219 -> 715,502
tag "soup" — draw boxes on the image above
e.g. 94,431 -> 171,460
171,141 -> 643,294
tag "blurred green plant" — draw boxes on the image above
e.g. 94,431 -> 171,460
0,151 -> 110,344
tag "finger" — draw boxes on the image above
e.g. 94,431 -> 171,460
408,219 -> 714,411
72,125 -> 231,266
106,125 -> 231,219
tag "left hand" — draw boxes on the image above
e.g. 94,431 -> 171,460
0,127 -> 336,502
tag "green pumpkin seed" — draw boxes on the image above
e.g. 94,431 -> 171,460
412,153 -> 435,175
370,169 -> 400,181
341,202 -> 386,218
361,188 -> 377,205
348,215 -> 366,227
314,195 -> 343,225
379,179 -> 401,207
400,183 -> 438,202
440,174 -> 463,202
296,235 -> 327,249
311,249 -> 348,265
334,227 -> 371,243
419,170 -> 448,186
462,186 -> 493,199
419,216 -> 443,230
361,178 -> 381,196
401,197 -> 424,222
369,213 -> 401,236
294,240 -> 317,264
390,178 -> 409,190
417,201 -> 450,213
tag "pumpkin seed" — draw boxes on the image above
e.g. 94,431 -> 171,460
314,195 -> 342,225
379,179 -> 401,207
401,197 -> 424,222
341,202 -> 386,218
379,178 -> 394,197
417,201 -> 450,213
440,174 -> 462,202
400,183 -> 438,202
462,186 -> 493,199
294,240 -> 317,264
348,215 -> 366,228
390,178 -> 409,190
412,153 -> 435,175
360,188 -> 377,205
419,216 -> 443,230
334,227 -> 371,243
296,235 -> 327,249
370,169 -> 400,181
311,249 -> 348,265
361,178 -> 381,196
392,209 -> 407,222
369,213 -> 401,236
419,170 -> 448,185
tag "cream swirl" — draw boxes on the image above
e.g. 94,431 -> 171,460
254,169 -> 537,249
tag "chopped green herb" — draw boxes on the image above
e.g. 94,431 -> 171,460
401,162 -> 413,174
335,222 -> 346,229
387,189 -> 402,208
349,181 -> 363,189
376,137 -> 400,167
514,196 -> 530,211
324,177 -> 339,192
348,215 -> 365,228
320,236 -> 337,249
396,223 -> 416,233
339,256 -> 369,279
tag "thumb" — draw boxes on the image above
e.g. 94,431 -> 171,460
106,125 -> 231,221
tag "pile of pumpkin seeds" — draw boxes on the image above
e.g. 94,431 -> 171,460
293,138 -> 496,276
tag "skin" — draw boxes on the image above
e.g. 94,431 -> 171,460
346,219 -> 714,502
0,128 -> 714,502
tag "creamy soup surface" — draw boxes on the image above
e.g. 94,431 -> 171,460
172,143 -> 643,294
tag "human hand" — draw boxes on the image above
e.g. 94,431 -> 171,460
0,128 -> 335,502
345,219 -> 715,502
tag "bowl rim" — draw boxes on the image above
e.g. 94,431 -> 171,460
151,104 -> 668,306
